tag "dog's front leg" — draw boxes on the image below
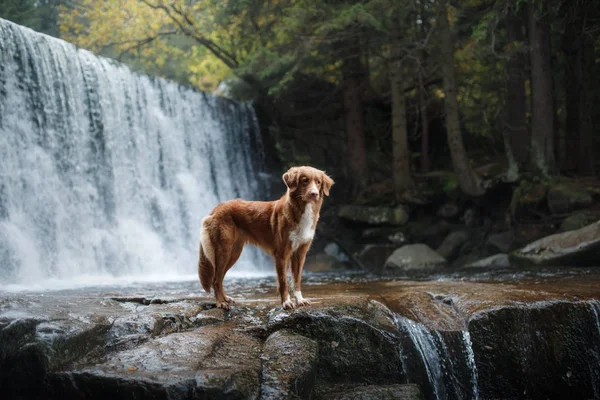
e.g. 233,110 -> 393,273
275,255 -> 294,310
291,243 -> 311,306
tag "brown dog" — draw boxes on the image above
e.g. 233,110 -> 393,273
198,166 -> 333,310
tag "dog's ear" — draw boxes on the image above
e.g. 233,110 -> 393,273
283,168 -> 299,192
321,172 -> 334,196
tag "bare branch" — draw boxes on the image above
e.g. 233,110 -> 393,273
140,0 -> 239,69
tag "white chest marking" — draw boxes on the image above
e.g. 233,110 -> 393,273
290,204 -> 315,252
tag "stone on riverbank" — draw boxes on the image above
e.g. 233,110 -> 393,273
510,220 -> 600,266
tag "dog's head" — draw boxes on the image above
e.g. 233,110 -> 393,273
283,166 -> 334,203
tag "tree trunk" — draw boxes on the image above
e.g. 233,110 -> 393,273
503,5 -> 529,180
418,0 -> 430,173
578,33 -> 595,176
436,0 -> 483,196
418,68 -> 430,173
342,40 -> 369,192
563,21 -> 580,172
390,11 -> 414,199
528,0 -> 556,176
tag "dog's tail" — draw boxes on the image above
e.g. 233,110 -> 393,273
198,217 -> 215,293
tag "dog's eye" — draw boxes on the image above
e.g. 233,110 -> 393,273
317,180 -> 321,185
302,177 -> 309,183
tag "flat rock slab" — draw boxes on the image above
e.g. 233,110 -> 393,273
2,271 -> 600,399
511,220 -> 600,266
319,383 -> 425,400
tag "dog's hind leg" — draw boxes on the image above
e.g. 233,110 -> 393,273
219,239 -> 244,306
212,228 -> 239,310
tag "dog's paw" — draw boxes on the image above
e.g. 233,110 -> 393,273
293,291 -> 311,307
225,296 -> 236,304
296,298 -> 311,307
217,301 -> 231,310
282,299 -> 295,310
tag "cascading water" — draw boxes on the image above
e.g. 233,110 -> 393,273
394,315 -> 481,400
395,316 -> 446,400
0,19 -> 268,290
461,331 -> 480,400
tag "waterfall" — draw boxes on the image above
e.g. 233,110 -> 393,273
395,316 -> 447,400
462,331 -> 480,400
395,315 -> 481,400
0,18 -> 268,290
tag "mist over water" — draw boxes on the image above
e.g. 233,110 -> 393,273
0,18 -> 269,291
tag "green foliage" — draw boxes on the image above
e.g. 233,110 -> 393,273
0,0 -> 39,27
0,0 -> 61,35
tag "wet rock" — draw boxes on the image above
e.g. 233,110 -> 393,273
485,230 -> 514,253
261,329 -> 318,399
560,212 -> 596,232
54,327 -> 262,399
436,231 -> 471,261
338,205 -> 409,226
452,250 -> 489,268
358,244 -> 396,272
510,220 -> 600,266
318,383 -> 425,400
0,316 -> 110,399
304,253 -> 346,272
547,184 -> 592,214
267,301 -> 404,385
385,244 -> 447,272
468,301 -> 600,400
3,275 -> 600,400
464,254 -> 510,268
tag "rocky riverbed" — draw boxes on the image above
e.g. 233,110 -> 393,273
2,269 -> 600,400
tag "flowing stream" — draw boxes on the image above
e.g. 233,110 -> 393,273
0,18 -> 268,290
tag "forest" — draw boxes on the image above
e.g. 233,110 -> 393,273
2,0 -> 600,211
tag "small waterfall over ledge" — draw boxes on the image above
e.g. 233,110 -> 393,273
0,19 -> 268,290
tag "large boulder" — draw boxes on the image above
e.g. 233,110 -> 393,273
261,329 -> 318,399
436,231 -> 471,261
385,244 -> 447,272
560,212 -> 596,232
338,205 -> 409,226
547,184 -> 592,215
266,302 -> 404,385
510,220 -> 600,266
464,254 -> 510,268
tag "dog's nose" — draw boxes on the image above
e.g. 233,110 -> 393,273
309,190 -> 319,199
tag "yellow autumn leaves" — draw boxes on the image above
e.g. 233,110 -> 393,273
59,0 -> 233,91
